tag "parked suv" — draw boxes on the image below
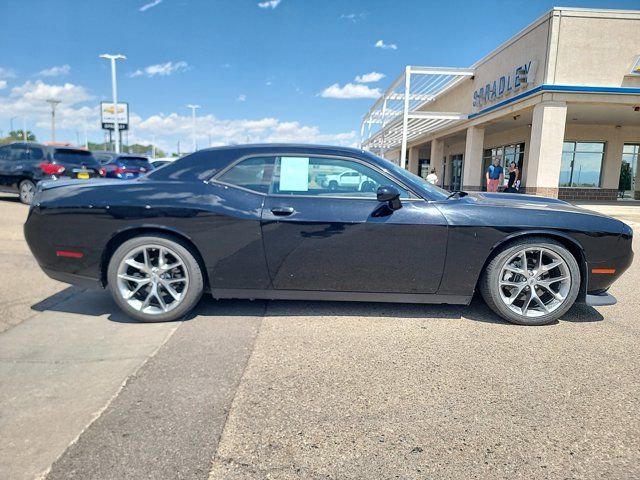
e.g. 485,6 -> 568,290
0,142 -> 104,204
320,169 -> 377,192
93,151 -> 153,179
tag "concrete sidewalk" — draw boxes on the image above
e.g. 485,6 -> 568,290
0,290 -> 178,480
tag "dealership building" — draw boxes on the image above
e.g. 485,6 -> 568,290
361,7 -> 640,200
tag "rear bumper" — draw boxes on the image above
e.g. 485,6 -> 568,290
42,267 -> 103,289
585,292 -> 617,307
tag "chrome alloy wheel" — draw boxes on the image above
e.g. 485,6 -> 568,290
20,181 -> 35,204
498,247 -> 571,318
116,245 -> 189,315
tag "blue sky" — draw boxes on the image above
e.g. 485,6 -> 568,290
0,0 -> 638,153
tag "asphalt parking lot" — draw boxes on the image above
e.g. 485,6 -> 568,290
0,195 -> 639,480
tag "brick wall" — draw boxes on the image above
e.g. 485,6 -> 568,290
557,188 -> 618,201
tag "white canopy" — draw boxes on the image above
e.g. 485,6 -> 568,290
360,66 -> 474,166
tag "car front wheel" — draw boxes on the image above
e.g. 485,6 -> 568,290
480,237 -> 580,325
107,235 -> 204,322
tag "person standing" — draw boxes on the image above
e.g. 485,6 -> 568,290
486,158 -> 504,192
505,161 -> 520,193
426,168 -> 438,185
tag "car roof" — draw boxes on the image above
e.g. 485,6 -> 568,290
197,143 -> 366,156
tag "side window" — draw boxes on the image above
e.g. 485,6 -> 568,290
28,148 -> 44,161
9,146 -> 29,161
272,156 -> 411,198
216,156 -> 275,194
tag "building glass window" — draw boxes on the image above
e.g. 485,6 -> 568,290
559,142 -> 605,188
619,144 -> 639,199
482,142 -> 525,188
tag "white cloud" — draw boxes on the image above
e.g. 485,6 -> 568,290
0,79 -> 355,151
354,71 -> 385,83
374,40 -> 397,50
139,0 -> 162,12
258,0 -> 281,9
129,61 -> 189,78
0,80 -> 99,140
130,113 -> 356,151
0,67 -> 16,79
237,94 -> 247,102
0,80 -> 6,90
320,83 -> 381,99
37,64 -> 71,77
339,12 -> 367,22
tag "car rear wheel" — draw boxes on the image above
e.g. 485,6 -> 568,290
480,237 -> 580,326
107,235 -> 204,322
19,179 -> 36,204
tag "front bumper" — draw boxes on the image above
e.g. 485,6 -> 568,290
585,292 -> 617,307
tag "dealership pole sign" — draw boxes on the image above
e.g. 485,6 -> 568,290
100,102 -> 129,131
473,60 -> 538,109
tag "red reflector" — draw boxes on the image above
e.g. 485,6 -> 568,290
56,250 -> 83,258
592,268 -> 616,274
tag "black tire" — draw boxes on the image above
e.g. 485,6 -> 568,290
480,237 -> 580,326
19,179 -> 36,204
107,235 -> 204,323
328,180 -> 338,191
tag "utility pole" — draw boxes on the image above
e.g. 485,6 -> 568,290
46,99 -> 61,142
186,104 -> 200,153
99,53 -> 126,153
83,117 -> 88,149
22,117 -> 27,141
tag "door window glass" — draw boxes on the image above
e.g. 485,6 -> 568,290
216,156 -> 275,194
272,156 -> 410,198
559,142 -> 604,187
9,146 -> 29,161
28,148 -> 44,160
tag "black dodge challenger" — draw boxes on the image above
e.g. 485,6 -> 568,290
24,144 -> 633,326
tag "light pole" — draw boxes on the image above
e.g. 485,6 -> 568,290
99,53 -> 126,153
22,117 -> 27,141
186,104 -> 200,153
46,99 -> 61,142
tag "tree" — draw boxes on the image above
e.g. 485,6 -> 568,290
86,141 -> 166,158
0,130 -> 36,144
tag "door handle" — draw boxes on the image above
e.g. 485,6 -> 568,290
270,206 -> 295,216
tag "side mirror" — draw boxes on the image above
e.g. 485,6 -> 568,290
376,185 -> 402,211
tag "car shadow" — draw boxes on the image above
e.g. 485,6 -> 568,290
31,286 -> 604,326
0,194 -> 21,203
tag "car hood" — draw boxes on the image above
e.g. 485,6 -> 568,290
465,192 -> 609,217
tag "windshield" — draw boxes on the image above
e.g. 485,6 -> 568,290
53,149 -> 99,166
365,152 -> 451,200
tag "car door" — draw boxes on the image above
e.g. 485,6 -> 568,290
5,144 -> 30,188
261,154 -> 448,294
0,145 -> 11,187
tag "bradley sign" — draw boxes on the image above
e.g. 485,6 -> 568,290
473,60 -> 538,109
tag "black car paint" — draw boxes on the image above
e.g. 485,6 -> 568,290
24,144 -> 633,304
